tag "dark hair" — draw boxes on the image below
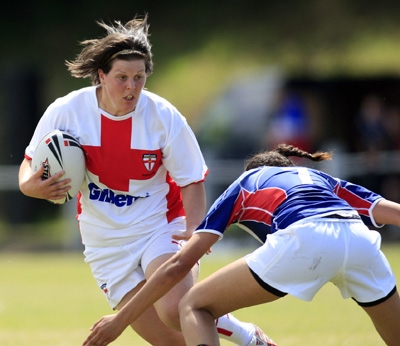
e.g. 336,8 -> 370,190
244,144 -> 332,171
66,14 -> 153,85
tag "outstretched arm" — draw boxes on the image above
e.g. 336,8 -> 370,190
372,199 -> 400,228
82,232 -> 219,346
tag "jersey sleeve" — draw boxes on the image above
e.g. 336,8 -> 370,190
24,102 -> 64,160
162,117 -> 208,187
333,178 -> 384,228
24,87 -> 96,161
194,180 -> 242,238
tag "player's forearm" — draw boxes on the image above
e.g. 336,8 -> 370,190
372,199 -> 400,227
18,159 -> 33,195
180,182 -> 207,233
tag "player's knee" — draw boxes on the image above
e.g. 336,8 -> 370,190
178,290 -> 199,318
156,302 -> 181,330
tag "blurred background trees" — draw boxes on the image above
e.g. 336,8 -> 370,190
2,0 -> 400,124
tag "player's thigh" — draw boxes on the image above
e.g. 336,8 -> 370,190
361,289 -> 400,345
181,257 -> 281,319
146,253 -> 199,326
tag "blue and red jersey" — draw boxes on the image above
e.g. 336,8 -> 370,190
195,166 -> 384,243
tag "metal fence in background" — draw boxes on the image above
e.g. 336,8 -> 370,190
2,150 -> 400,194
0,165 -> 20,191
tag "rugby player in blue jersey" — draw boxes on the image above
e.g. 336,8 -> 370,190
84,144 -> 400,346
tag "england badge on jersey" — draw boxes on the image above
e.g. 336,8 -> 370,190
143,154 -> 157,171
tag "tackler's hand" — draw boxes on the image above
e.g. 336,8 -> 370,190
172,230 -> 212,254
82,314 -> 126,346
172,229 -> 193,241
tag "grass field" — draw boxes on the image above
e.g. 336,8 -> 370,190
1,243 -> 399,346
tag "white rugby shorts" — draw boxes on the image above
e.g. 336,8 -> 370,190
83,217 -> 187,308
246,217 -> 396,304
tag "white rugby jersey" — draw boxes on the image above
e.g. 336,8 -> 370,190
25,86 -> 208,246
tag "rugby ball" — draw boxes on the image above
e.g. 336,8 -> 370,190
32,130 -> 86,204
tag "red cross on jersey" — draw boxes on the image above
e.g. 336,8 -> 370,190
83,115 -> 162,192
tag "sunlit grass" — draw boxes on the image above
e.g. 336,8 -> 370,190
0,241 -> 398,345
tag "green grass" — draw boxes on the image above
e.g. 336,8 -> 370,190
1,243 -> 399,345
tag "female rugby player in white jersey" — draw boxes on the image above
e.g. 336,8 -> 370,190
18,14 -> 273,346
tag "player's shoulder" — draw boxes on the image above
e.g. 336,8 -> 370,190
139,90 -> 180,113
138,90 -> 188,132
141,89 -> 169,103
244,166 -> 283,177
47,86 -> 97,112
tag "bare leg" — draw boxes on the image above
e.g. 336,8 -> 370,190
147,253 -> 268,345
116,280 -> 186,346
145,253 -> 199,330
179,258 -> 281,346
361,289 -> 400,346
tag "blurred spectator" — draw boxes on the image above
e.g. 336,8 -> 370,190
352,94 -> 400,207
383,106 -> 400,150
264,90 -> 312,151
354,94 -> 391,152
